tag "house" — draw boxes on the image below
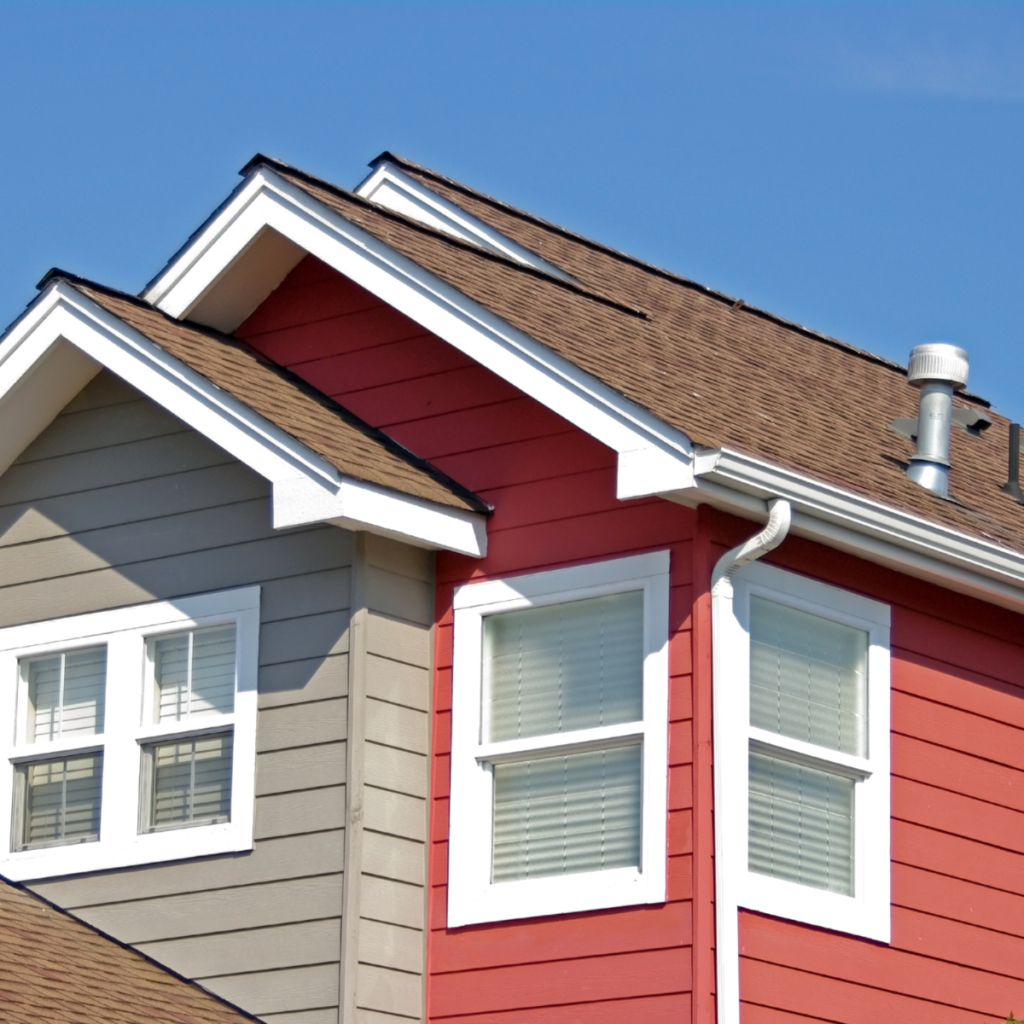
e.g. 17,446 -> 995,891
0,150 -> 1021,1024
0,871 -> 259,1023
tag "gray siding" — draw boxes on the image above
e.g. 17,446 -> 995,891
6,372 -> 434,1022
10,373 -> 348,1020
350,536 -> 433,1024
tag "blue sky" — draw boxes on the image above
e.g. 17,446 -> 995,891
3,2 -> 1024,418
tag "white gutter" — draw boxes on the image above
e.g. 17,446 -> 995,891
662,446 -> 1024,614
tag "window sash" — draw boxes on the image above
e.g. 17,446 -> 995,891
151,625 -> 236,724
21,646 -> 106,743
13,752 -> 103,851
140,731 -> 233,833
479,590 -> 647,885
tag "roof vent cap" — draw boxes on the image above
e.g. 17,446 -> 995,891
907,343 -> 969,390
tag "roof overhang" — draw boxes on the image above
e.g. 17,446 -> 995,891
665,446 -> 1024,614
0,281 -> 487,556
142,163 -> 697,502
141,156 -> 1024,613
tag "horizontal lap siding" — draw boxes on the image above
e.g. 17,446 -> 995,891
357,535 -> 434,1023
9,372 -> 350,1023
731,527 -> 1024,1024
238,259 -> 697,1022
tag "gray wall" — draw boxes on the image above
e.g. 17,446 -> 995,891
3,372 -> 433,1024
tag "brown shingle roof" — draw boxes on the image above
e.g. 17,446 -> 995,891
0,874 -> 256,1024
252,156 -> 1024,557
45,274 -> 487,515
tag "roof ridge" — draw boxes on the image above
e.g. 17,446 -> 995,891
371,152 -> 992,409
246,156 -> 647,321
0,871 -> 263,1022
41,269 -> 491,514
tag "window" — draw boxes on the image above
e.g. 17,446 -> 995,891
0,587 -> 259,881
447,551 -> 670,927
714,561 -> 890,942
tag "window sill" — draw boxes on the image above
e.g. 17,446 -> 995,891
1,819 -> 253,882
447,864 -> 664,929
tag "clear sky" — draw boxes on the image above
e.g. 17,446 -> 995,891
3,2 -> 1024,418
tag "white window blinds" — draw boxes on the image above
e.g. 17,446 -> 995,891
750,598 -> 867,756
748,749 -> 854,894
16,753 -> 102,850
492,745 -> 642,881
143,732 -> 232,831
484,590 -> 643,741
747,598 -> 868,896
23,647 -> 106,742
153,626 -> 236,722
483,591 -> 645,883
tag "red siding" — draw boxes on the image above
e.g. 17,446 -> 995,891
239,255 -> 1024,1023
714,521 -> 1024,1024
239,257 -> 697,1022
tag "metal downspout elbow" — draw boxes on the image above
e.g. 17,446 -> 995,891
710,497 -> 793,594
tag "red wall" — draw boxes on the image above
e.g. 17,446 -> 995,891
240,255 -> 1024,1023
239,256 -> 697,1022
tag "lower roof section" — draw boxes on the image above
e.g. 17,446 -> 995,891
0,273 -> 489,556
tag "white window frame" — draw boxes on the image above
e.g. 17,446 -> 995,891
0,587 -> 260,881
715,561 -> 891,943
447,551 -> 670,928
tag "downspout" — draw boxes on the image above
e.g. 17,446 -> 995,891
709,498 -> 792,1024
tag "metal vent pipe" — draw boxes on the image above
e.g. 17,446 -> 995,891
905,343 -> 969,499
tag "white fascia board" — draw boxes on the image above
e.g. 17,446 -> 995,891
355,161 -> 576,283
274,474 -> 487,556
670,446 -> 1024,613
0,283 -> 486,556
7,281 -> 340,489
143,167 -> 695,499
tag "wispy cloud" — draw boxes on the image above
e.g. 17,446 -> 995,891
830,24 -> 1024,101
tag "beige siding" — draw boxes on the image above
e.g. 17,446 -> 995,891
353,536 -> 433,1023
9,373 -> 350,1022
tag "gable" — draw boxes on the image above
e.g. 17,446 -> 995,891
0,370 -> 295,626
236,256 -> 617,495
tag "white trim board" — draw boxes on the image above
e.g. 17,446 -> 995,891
355,160 -> 576,282
0,586 -> 261,881
664,446 -> 1024,615
0,280 -> 486,557
142,164 -> 697,501
712,562 -> 891,1024
447,551 -> 670,927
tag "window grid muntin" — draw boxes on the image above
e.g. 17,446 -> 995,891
20,645 -> 107,744
141,730 -> 233,833
151,624 -> 236,724
14,751 -> 103,851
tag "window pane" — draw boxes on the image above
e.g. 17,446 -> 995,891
748,749 -> 854,895
154,627 -> 235,723
24,647 -> 106,742
26,656 -> 61,742
492,744 -> 641,881
148,733 -> 232,830
21,754 -> 102,849
485,591 -> 644,741
190,627 -> 236,717
154,634 -> 190,722
61,648 -> 106,737
750,597 -> 868,755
